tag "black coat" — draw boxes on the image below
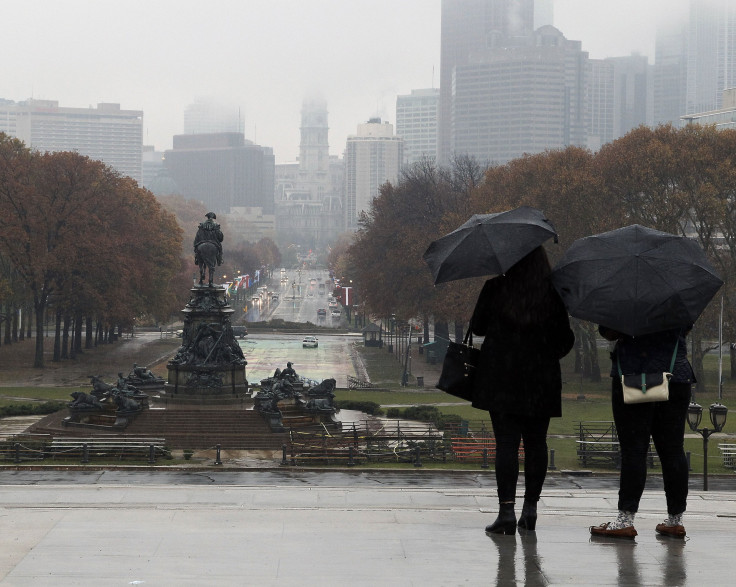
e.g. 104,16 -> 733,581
470,277 -> 574,417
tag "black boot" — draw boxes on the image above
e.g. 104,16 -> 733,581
518,499 -> 537,531
485,502 -> 516,536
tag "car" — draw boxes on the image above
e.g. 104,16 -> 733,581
331,310 -> 341,318
302,336 -> 318,348
271,294 -> 279,301
317,308 -> 327,316
232,325 -> 248,338
175,329 -> 183,338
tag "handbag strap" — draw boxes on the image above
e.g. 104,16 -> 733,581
463,320 -> 474,347
616,333 -> 680,377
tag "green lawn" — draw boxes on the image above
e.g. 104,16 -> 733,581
347,342 -> 736,476
0,387 -> 82,408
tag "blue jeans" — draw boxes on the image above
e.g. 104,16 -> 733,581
490,411 -> 550,503
612,379 -> 690,515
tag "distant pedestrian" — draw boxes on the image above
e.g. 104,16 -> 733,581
471,246 -> 574,535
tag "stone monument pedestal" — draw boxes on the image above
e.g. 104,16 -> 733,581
164,285 -> 249,407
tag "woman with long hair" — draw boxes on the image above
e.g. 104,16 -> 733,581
471,246 -> 574,535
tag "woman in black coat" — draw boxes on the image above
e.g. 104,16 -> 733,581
471,246 -> 574,535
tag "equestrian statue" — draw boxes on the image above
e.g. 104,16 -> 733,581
194,212 -> 223,286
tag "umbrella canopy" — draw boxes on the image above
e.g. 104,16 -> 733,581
551,224 -> 723,337
423,206 -> 558,284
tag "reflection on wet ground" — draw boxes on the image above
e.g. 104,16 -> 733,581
238,333 -> 361,384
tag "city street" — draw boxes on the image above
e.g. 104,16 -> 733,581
242,268 -> 342,327
235,267 -> 363,385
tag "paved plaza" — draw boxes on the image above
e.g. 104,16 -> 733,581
1,469 -> 735,586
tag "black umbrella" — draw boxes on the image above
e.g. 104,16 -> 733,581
423,206 -> 558,284
551,224 -> 723,337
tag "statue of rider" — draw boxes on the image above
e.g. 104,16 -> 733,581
194,212 -> 224,267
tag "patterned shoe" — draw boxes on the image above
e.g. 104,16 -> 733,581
655,523 -> 686,538
590,522 -> 637,539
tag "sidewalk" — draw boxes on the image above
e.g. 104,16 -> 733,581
1,469 -> 734,585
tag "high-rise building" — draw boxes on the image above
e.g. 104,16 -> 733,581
451,26 -> 587,164
297,96 -> 331,200
396,88 -> 440,165
653,0 -> 736,125
652,23 -> 688,126
344,118 -> 403,230
686,0 -> 736,115
164,133 -> 275,219
0,99 -> 143,182
274,97 -> 344,249
607,54 -> 650,138
586,59 -> 615,151
183,98 -> 245,135
438,0 -> 535,163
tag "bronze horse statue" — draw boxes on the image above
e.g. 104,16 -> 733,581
196,241 -> 219,286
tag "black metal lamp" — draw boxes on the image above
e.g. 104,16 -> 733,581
687,401 -> 728,491
710,403 -> 728,432
687,402 -> 703,431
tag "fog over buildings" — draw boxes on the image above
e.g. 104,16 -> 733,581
1,0 -> 734,246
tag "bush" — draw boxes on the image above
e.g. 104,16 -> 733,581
0,401 -> 66,418
384,405 -> 463,429
334,400 -> 383,416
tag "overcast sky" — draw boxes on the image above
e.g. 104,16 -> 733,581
0,0 -> 691,163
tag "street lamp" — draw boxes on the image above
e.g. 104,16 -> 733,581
687,402 -> 728,491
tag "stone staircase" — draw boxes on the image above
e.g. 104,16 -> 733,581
123,409 -> 289,449
27,408 -> 290,450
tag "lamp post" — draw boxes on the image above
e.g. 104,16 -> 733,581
687,402 -> 728,491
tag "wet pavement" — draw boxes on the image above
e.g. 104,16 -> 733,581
1,469 -> 734,585
238,333 -> 362,385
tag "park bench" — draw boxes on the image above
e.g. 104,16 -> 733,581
450,438 -> 525,464
576,421 -> 659,468
719,443 -> 736,468
576,421 -> 620,467
49,437 -> 168,462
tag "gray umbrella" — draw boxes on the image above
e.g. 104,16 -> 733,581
423,206 -> 558,284
551,224 -> 723,337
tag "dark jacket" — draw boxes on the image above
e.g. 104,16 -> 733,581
470,277 -> 574,417
601,327 -> 694,384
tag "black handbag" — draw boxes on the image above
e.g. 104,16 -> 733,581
436,325 -> 480,401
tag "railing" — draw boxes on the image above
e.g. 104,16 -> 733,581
719,443 -> 736,468
0,435 -> 169,464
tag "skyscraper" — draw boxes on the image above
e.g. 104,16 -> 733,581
344,118 -> 403,230
0,99 -> 143,182
297,96 -> 331,200
451,26 -> 587,164
183,98 -> 245,135
395,88 -> 440,165
607,54 -> 650,138
652,23 -> 688,126
164,133 -> 274,214
438,0 -> 535,163
586,59 -> 615,151
653,0 -> 736,125
686,0 -> 736,114
274,97 -> 343,249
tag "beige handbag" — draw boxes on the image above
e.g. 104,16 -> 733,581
617,339 -> 679,404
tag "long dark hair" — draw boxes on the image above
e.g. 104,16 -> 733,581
490,246 -> 557,324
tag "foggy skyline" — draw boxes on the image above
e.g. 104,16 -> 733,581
0,0 -> 692,164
